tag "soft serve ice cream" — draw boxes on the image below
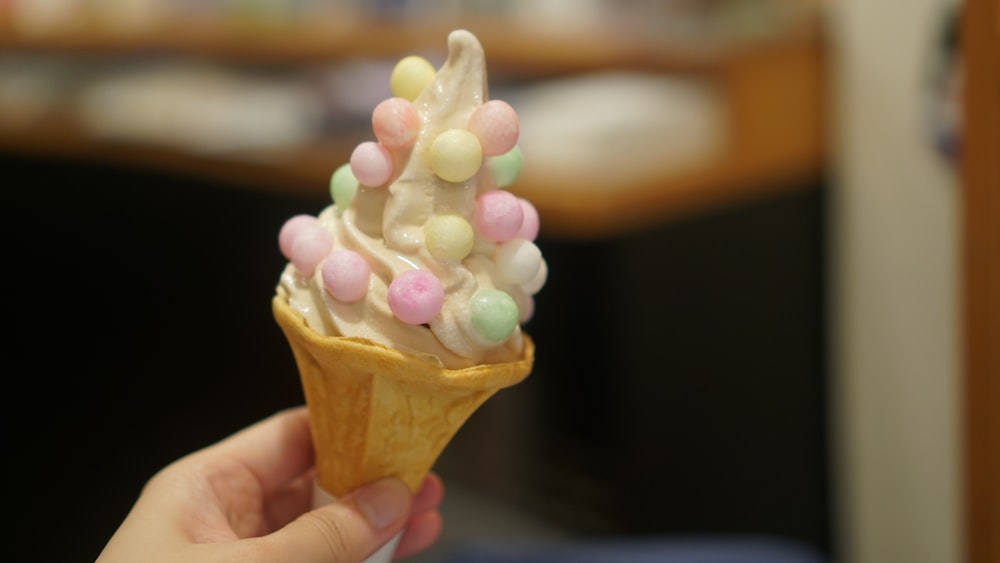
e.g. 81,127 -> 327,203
272,30 -> 540,506
276,29 -> 546,369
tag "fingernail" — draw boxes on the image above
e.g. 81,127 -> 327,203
355,478 -> 409,530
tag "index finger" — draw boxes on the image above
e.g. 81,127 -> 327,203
200,406 -> 315,493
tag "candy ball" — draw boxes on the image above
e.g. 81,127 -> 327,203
388,269 -> 444,325
495,239 -> 542,285
372,97 -> 419,150
474,190 -> 524,242
521,257 -> 548,295
430,129 -> 483,183
491,145 -> 522,188
329,163 -> 359,211
390,55 -> 436,101
278,214 -> 319,260
321,250 -> 370,303
350,142 -> 394,187
425,215 -> 474,261
470,289 -> 519,342
290,225 -> 332,277
469,100 -> 519,156
518,294 -> 535,323
516,197 -> 540,241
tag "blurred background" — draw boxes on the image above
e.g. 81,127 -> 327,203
1,0 -> 986,562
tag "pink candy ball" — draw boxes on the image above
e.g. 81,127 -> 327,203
321,250 -> 370,303
278,214 -> 320,260
515,198 -> 540,241
469,100 -> 519,157
474,190 -> 524,242
388,269 -> 444,325
350,141 -> 394,187
372,97 -> 419,150
290,225 -> 332,276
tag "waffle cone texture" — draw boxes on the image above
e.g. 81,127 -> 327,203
272,294 -> 534,495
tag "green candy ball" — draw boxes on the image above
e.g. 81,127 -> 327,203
490,145 -> 522,188
330,163 -> 359,211
470,289 -> 519,343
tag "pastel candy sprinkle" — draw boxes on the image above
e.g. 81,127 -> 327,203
290,225 -> 332,277
372,97 -> 419,150
521,257 -> 548,295
390,55 -> 436,101
430,128 -> 483,183
516,197 -> 540,241
490,145 -> 522,188
470,289 -> 519,342
425,214 -> 474,261
329,163 -> 359,212
279,214 -> 319,260
518,294 -> 535,323
468,100 -> 519,156
350,141 -> 393,187
474,190 -> 524,242
495,239 -> 542,285
388,269 -> 444,325
321,249 -> 370,303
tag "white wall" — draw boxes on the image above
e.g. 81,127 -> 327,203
829,1 -> 963,562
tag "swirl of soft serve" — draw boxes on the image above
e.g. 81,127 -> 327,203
278,30 -> 546,369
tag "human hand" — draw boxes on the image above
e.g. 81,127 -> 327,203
97,406 -> 443,562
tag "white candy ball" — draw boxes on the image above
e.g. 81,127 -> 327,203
495,239 -> 542,285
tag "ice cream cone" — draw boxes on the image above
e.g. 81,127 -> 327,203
272,293 -> 534,496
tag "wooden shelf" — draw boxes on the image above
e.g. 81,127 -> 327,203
0,15 -> 818,71
521,32 -> 828,237
0,18 -> 828,239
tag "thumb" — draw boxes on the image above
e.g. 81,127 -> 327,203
263,477 -> 412,563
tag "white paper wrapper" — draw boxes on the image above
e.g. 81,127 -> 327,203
313,482 -> 404,563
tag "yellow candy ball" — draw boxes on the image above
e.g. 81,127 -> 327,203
425,215 -> 474,261
430,129 -> 483,183
390,56 -> 436,101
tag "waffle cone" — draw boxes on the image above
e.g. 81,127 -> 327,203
273,295 -> 534,495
